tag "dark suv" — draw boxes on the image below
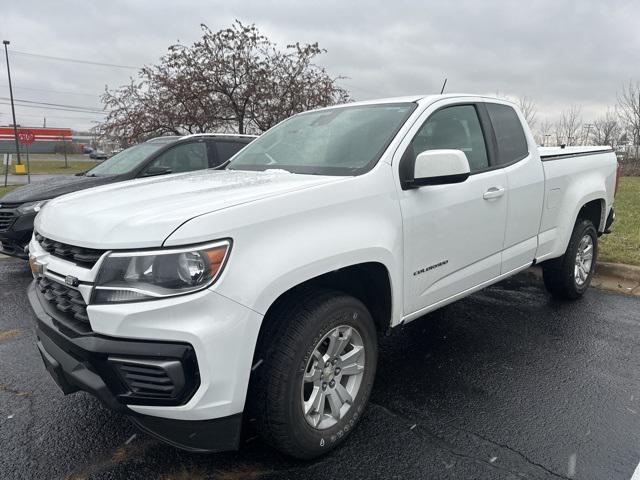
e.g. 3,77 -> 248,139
0,133 -> 256,259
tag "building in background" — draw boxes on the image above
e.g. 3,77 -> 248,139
0,126 -> 85,154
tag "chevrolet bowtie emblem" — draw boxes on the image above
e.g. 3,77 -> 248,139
65,275 -> 80,287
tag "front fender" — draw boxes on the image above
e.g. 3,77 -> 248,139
164,164 -> 404,326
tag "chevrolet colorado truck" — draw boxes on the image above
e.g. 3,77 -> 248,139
26,95 -> 618,459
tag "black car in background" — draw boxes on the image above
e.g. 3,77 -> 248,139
0,133 -> 256,259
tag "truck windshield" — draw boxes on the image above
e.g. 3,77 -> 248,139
226,103 -> 416,175
85,143 -> 164,176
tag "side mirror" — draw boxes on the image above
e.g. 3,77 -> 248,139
143,165 -> 172,177
405,149 -> 470,188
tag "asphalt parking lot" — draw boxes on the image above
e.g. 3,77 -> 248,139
1,257 -> 639,480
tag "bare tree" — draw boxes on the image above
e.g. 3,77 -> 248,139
517,96 -> 537,128
101,21 -> 350,143
554,105 -> 582,146
617,80 -> 640,159
591,108 -> 619,148
536,118 -> 553,146
248,42 -> 350,132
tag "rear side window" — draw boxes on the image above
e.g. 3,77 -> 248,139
486,103 -> 529,165
215,141 -> 247,164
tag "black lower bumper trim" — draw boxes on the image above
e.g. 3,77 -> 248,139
36,334 -> 124,410
0,239 -> 29,259
0,212 -> 35,259
132,413 -> 243,453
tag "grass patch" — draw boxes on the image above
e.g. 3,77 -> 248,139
600,176 -> 640,266
14,160 -> 98,175
6,153 -> 99,175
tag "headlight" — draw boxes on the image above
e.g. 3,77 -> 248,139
18,200 -> 48,214
93,240 -> 231,304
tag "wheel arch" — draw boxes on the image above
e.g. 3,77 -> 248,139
259,261 -> 395,338
576,198 -> 606,233
543,192 -> 608,262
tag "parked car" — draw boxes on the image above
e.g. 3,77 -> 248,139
89,150 -> 108,160
26,95 -> 618,459
0,133 -> 256,259
82,146 -> 94,155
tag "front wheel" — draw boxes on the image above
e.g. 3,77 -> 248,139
542,218 -> 598,300
251,288 -> 378,459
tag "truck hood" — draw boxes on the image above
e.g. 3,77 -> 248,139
35,169 -> 343,249
0,174 -> 119,203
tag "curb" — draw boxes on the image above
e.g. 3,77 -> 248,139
526,262 -> 640,296
595,262 -> 640,283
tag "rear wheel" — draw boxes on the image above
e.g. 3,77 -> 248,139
251,288 -> 378,459
542,218 -> 598,300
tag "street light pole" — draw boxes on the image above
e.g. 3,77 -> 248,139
2,40 -> 22,166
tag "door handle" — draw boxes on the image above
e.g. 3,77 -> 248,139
483,187 -> 505,200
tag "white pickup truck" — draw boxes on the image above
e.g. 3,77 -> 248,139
27,94 -> 618,459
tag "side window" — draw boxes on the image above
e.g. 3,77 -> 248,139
486,103 -> 529,165
406,105 -> 489,173
214,141 -> 247,165
148,142 -> 208,174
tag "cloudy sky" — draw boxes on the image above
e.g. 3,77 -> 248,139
0,0 -> 637,131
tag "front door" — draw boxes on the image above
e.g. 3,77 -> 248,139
398,103 -> 508,316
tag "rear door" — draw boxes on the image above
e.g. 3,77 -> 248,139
482,102 -> 544,273
397,101 -> 508,316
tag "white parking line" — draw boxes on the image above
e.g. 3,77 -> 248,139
631,461 -> 640,480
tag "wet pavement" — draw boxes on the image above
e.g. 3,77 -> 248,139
1,257 -> 639,479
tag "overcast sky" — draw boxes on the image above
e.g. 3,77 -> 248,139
0,0 -> 637,131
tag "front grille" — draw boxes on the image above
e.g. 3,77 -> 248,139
110,358 -> 184,400
36,276 -> 90,328
35,232 -> 104,267
0,202 -> 21,232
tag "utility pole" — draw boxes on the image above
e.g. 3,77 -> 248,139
3,40 -> 22,165
583,123 -> 593,145
61,135 -> 68,168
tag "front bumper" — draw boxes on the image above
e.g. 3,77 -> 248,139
28,281 -> 246,452
0,211 -> 35,259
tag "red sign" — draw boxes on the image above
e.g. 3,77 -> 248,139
18,130 -> 35,145
0,127 -> 72,142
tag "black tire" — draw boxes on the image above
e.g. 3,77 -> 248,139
542,218 -> 598,300
250,287 -> 378,459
